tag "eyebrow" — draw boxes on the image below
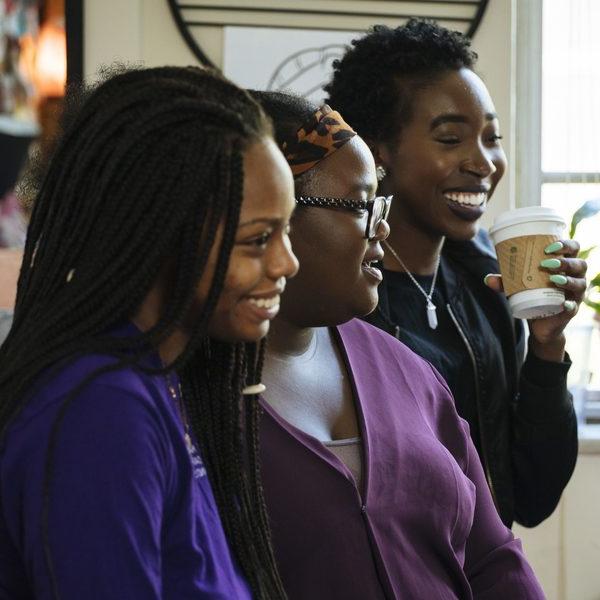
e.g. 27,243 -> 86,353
430,112 -> 498,130
347,181 -> 377,196
237,217 -> 284,228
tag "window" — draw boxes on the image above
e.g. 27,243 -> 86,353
517,0 -> 600,402
541,0 -> 600,239
535,0 -> 600,402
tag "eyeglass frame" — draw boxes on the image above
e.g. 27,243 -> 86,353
295,195 -> 392,239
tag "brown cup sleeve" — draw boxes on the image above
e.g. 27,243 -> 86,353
495,234 -> 561,297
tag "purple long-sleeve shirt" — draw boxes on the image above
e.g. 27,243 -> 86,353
260,318 -> 545,599
0,323 -> 251,599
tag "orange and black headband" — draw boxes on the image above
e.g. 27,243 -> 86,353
282,104 -> 357,177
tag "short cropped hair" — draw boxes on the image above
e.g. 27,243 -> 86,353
325,18 -> 477,142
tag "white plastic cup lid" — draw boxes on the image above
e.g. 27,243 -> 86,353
489,206 -> 566,237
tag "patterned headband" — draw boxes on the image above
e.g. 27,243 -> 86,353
282,104 -> 357,177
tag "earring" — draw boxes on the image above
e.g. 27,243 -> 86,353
376,165 -> 387,181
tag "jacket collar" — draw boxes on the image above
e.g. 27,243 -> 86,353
377,228 -> 499,322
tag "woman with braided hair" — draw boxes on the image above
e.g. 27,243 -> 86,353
0,66 -> 298,599
251,90 -> 544,599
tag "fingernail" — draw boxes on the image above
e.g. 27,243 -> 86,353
484,274 -> 500,287
540,258 -> 562,269
564,300 -> 577,312
544,241 -> 564,254
549,274 -> 568,285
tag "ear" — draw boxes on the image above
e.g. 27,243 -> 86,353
365,138 -> 393,171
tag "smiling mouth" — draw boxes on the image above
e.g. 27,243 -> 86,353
443,191 -> 488,207
361,260 -> 383,282
247,295 -> 280,309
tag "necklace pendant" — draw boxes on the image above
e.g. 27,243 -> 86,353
426,301 -> 438,330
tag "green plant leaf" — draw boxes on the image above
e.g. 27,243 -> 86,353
584,298 -> 600,314
578,246 -> 597,260
586,273 -> 600,315
570,198 -> 600,238
589,272 -> 600,288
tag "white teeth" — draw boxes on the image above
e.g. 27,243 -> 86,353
248,295 -> 280,309
444,192 -> 488,206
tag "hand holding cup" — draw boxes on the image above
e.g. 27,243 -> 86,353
487,207 -> 588,361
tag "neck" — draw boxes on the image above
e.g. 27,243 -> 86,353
157,329 -> 190,366
266,316 -> 316,358
383,211 -> 445,276
132,273 -> 189,366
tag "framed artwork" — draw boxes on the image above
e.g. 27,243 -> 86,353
167,0 -> 489,100
223,26 -> 357,103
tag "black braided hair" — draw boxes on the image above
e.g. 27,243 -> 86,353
325,18 -> 477,142
249,90 -> 315,148
0,66 -> 286,599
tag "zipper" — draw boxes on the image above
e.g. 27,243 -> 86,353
446,303 -> 500,511
333,327 -> 394,600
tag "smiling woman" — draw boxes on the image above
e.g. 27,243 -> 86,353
377,67 -> 506,240
326,18 -> 586,529
172,136 -> 297,345
0,67 -> 297,599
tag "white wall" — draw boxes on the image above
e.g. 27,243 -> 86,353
83,0 -> 516,222
471,0 -> 516,227
84,0 -> 215,77
514,447 -> 600,600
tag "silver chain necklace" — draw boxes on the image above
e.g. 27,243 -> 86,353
383,238 -> 445,330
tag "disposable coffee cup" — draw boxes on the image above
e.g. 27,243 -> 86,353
488,206 -> 567,320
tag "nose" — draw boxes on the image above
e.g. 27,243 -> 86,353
462,145 -> 497,179
371,218 -> 390,242
267,234 -> 299,281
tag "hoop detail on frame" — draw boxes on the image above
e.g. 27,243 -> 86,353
166,1 -> 490,67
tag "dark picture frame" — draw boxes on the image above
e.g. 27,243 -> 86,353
65,0 -> 84,83
167,0 -> 489,67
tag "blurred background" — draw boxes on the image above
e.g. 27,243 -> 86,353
0,0 -> 68,340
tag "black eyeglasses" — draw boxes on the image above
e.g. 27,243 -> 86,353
295,195 -> 392,239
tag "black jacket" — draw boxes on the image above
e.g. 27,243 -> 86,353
365,229 -> 578,527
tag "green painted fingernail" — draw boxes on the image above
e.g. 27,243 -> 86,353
544,241 -> 564,254
549,274 -> 568,285
564,300 -> 577,312
483,274 -> 501,287
540,258 -> 562,269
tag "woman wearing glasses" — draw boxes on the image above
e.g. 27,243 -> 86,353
251,91 -> 543,599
